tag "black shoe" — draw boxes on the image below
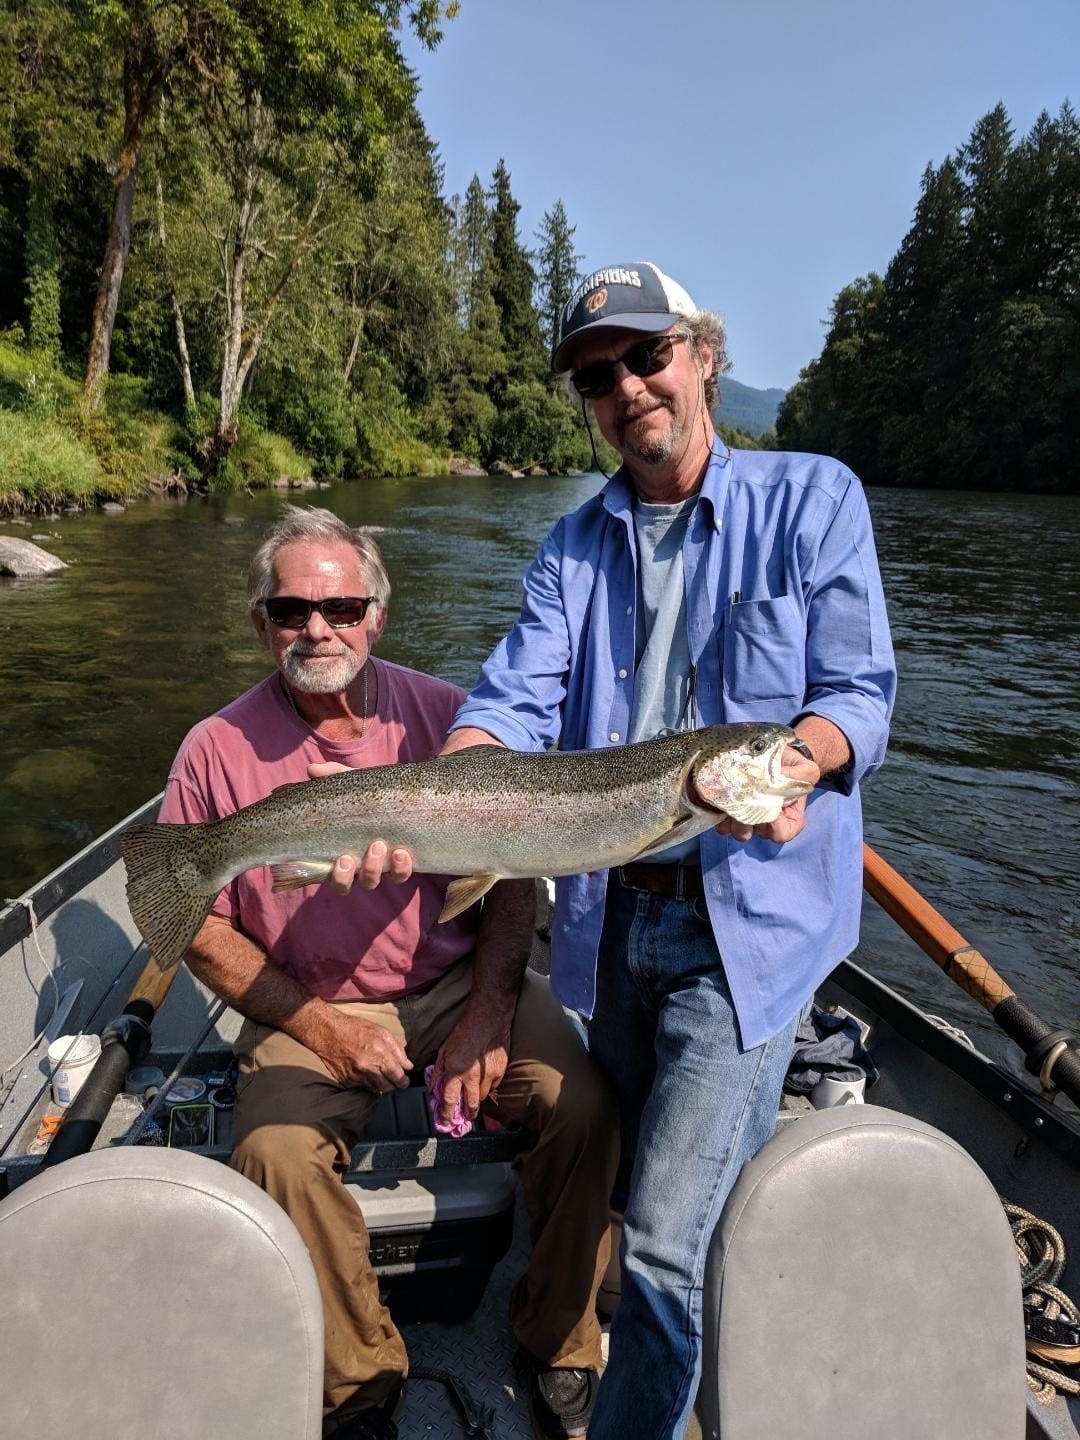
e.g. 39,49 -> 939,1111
517,1348 -> 598,1439
322,1385 -> 402,1440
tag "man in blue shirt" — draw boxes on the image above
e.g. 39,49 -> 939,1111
345,262 -> 896,1440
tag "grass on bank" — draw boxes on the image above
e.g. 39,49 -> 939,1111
0,333 -> 317,514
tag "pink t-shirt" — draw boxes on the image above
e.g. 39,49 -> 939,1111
158,658 -> 477,1001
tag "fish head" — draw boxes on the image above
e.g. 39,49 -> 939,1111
686,723 -> 814,828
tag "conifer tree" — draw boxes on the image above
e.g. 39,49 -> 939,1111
487,158 -> 544,382
535,199 -> 581,358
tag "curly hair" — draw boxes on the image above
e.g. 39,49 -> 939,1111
672,308 -> 731,410
247,505 -> 391,613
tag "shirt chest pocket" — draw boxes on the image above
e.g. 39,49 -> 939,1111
722,593 -> 806,703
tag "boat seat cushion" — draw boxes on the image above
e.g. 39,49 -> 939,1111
699,1104 -> 1026,1440
0,1146 -> 323,1440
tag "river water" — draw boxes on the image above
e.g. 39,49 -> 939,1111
1,477 -> 1077,1058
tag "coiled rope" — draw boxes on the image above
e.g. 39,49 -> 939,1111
1003,1201 -> 1080,1404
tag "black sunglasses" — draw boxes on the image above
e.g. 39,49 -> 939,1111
571,334 -> 686,400
261,595 -> 376,629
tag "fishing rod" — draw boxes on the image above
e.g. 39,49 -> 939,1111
863,844 -> 1080,1109
39,951 -> 181,1169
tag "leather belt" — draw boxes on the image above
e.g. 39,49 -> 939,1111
613,863 -> 705,899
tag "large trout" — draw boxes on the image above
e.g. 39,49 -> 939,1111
120,722 -> 812,971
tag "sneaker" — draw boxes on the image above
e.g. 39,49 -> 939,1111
517,1348 -> 598,1439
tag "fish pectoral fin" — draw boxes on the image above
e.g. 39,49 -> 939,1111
439,873 -> 500,922
722,796 -> 784,827
626,813 -> 702,862
270,859 -> 336,892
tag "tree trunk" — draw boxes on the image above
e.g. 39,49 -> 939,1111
155,173 -> 195,409
81,45 -> 156,415
216,151 -> 258,453
343,311 -> 364,386
214,137 -> 326,463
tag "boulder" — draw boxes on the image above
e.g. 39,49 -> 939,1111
100,501 -> 126,514
488,460 -> 516,476
289,476 -> 318,490
448,456 -> 487,477
0,536 -> 68,576
524,464 -> 549,477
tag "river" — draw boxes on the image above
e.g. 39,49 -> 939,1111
1,476 -> 1077,1059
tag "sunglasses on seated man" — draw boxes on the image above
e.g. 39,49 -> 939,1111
570,333 -> 687,400
260,595 -> 376,629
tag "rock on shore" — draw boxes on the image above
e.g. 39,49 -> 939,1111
0,536 -> 68,577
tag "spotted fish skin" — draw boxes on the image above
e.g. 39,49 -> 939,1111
119,722 -> 810,970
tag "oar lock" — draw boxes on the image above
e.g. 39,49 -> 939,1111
1024,1030 -> 1077,1092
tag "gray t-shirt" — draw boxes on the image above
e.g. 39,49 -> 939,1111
628,494 -> 700,864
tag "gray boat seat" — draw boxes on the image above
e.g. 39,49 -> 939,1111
699,1104 -> 1026,1440
0,1146 -> 323,1440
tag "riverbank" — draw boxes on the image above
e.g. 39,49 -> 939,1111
0,335 -> 455,516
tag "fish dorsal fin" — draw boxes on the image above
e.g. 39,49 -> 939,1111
625,812 -> 703,862
439,872 -> 500,922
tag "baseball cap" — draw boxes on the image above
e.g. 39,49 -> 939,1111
553,261 -> 698,372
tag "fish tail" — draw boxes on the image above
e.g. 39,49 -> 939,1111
119,823 -> 219,971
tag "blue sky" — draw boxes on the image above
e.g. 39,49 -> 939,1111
401,0 -> 1078,392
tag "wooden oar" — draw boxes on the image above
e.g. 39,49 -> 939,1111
39,951 -> 181,1169
863,844 -> 1080,1108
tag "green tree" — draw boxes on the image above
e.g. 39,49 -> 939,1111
25,187 -> 61,359
58,0 -> 454,414
487,158 -> 544,382
776,102 -> 1080,495
535,199 -> 581,358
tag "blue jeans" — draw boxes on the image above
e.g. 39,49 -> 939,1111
587,881 -> 801,1440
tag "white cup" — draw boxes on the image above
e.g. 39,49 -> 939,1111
810,1074 -> 866,1109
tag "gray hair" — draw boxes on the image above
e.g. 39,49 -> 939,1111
247,504 -> 391,612
557,307 -> 731,410
672,307 -> 731,410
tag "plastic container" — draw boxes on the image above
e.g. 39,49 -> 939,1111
47,1034 -> 102,1108
163,1077 -> 206,1107
125,1066 -> 166,1096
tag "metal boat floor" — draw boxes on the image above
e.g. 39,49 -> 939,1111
395,1190 -> 536,1439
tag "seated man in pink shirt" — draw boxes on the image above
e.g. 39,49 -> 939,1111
159,504 -> 616,1440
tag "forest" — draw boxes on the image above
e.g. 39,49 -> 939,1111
0,0 -> 631,510
776,103 -> 1080,495
1,6 -> 1076,509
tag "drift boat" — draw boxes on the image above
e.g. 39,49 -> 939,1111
0,799 -> 1077,1440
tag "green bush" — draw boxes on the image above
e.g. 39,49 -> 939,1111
214,415 -> 312,493
347,360 -> 447,477
0,407 -> 101,509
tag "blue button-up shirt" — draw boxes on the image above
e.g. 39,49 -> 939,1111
453,446 -> 897,1048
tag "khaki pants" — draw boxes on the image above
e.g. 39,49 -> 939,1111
230,960 -> 618,1414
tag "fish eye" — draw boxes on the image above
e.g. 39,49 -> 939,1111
748,735 -> 770,756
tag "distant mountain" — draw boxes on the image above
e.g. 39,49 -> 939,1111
714,377 -> 786,438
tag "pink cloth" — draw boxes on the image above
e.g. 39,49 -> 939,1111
424,1064 -> 474,1138
158,659 -> 478,1001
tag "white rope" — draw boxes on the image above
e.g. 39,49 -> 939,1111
923,1013 -> 976,1049
0,899 -> 62,1084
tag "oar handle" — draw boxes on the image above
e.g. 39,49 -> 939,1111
862,845 -> 1013,1010
862,845 -> 1080,1108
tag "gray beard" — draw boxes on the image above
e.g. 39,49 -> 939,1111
620,406 -> 685,465
281,643 -> 362,694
